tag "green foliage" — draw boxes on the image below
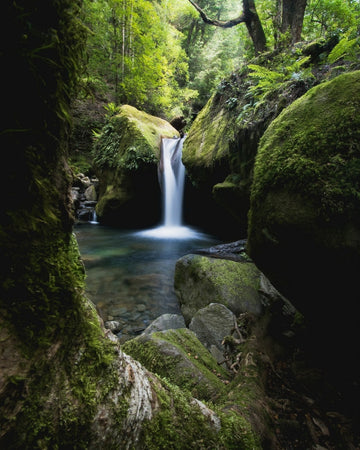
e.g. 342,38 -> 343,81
327,30 -> 360,63
119,146 -> 157,171
248,56 -> 312,99
304,0 -> 360,38
82,0 -> 195,118
104,102 -> 121,119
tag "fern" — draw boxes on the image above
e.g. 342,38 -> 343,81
247,56 -> 312,99
248,64 -> 284,82
327,34 -> 359,64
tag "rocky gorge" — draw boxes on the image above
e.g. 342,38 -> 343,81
69,66 -> 360,447
3,3 -> 360,447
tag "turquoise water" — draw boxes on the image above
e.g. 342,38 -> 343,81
74,223 -> 220,341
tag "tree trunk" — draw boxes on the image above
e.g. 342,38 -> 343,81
188,0 -> 267,54
243,0 -> 267,54
280,0 -> 307,44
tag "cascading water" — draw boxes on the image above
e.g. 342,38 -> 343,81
162,137 -> 185,227
138,136 -> 202,239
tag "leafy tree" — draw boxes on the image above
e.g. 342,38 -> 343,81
303,0 -> 360,38
82,0 -> 195,117
188,0 -> 268,54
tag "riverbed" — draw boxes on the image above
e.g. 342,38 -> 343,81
75,223 -> 220,341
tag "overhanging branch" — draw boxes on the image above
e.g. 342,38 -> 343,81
188,0 -> 246,28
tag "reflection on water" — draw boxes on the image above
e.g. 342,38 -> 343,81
74,223 -> 220,341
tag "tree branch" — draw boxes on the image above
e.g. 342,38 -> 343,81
188,0 -> 246,28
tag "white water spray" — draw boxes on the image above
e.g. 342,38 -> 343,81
162,137 -> 185,227
138,136 -> 203,239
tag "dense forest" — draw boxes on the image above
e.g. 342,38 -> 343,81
1,0 -> 360,448
79,0 -> 360,117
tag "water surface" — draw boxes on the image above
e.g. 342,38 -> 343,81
75,223 -> 220,340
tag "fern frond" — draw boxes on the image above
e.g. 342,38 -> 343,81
328,35 -> 359,64
248,64 -> 284,81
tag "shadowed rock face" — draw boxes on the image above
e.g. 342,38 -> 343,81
247,71 -> 360,378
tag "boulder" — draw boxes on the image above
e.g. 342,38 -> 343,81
84,184 -> 97,202
142,313 -> 186,336
182,67 -> 310,237
122,328 -> 230,402
189,303 -> 237,363
93,105 -> 179,227
174,254 -> 263,324
247,71 -> 360,373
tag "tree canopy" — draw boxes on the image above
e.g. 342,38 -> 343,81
80,0 -> 360,120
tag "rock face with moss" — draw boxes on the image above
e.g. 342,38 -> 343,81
174,254 -> 263,324
182,41 -> 359,238
182,64 -> 312,237
93,105 -> 179,227
247,71 -> 360,382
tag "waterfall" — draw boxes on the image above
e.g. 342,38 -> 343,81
161,137 -> 185,227
138,135 -> 203,239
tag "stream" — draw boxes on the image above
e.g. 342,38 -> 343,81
75,223 -> 220,341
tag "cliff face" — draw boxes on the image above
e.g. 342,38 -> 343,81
93,105 -> 179,227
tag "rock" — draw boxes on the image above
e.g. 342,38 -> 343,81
189,303 -> 236,362
194,239 -> 248,262
174,254 -> 263,325
93,104 -> 179,227
84,184 -> 97,202
122,328 -> 230,402
104,320 -> 123,333
142,314 -> 185,336
247,71 -> 360,374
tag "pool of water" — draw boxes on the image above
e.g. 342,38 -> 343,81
74,223 -> 221,341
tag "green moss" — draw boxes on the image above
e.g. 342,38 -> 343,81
183,95 -> 235,170
93,105 -> 179,172
140,377 -> 220,449
250,71 -> 360,222
124,327 -> 263,448
123,328 -> 229,401
178,255 -> 259,303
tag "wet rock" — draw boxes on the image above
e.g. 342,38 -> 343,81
104,320 -> 123,333
194,239 -> 248,262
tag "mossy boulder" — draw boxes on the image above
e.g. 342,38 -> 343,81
182,67 -> 312,237
93,105 -> 179,227
122,328 -> 230,402
174,254 -> 263,324
247,71 -> 360,374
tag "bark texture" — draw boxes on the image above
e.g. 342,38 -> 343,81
188,0 -> 267,54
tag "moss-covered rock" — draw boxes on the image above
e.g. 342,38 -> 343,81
174,254 -> 263,324
123,328 -> 230,402
123,327 -> 264,449
247,71 -> 360,378
182,62 -> 313,237
93,105 -> 179,227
